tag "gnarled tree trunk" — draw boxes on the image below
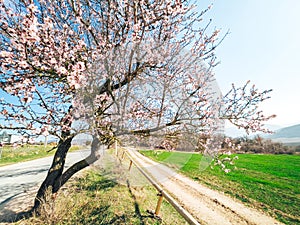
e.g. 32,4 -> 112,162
33,136 -> 72,212
33,136 -> 101,213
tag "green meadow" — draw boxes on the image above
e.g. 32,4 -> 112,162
0,145 -> 81,166
140,150 -> 300,225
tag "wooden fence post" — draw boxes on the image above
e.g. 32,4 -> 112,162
155,192 -> 164,216
115,141 -> 118,156
128,160 -> 133,171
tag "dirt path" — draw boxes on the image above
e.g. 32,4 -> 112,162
125,147 -> 283,225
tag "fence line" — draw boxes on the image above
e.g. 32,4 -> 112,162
118,147 -> 201,225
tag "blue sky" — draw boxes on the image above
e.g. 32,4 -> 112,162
199,0 -> 300,127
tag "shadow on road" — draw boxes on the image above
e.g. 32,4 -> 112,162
0,186 -> 37,224
0,208 -> 32,223
1,167 -> 49,178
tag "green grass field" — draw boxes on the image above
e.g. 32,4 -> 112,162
140,150 -> 300,225
0,145 -> 81,166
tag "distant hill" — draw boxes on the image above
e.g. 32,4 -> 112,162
266,124 -> 300,144
268,124 -> 300,139
225,123 -> 300,144
225,124 -> 282,138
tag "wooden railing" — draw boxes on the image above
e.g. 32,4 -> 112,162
115,145 -> 200,225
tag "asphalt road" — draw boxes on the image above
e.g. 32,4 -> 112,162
0,150 -> 90,207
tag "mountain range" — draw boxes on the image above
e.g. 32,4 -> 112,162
266,124 -> 300,144
268,124 -> 300,138
226,124 -> 300,144
225,124 -> 281,138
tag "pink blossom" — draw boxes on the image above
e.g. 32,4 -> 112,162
41,126 -> 49,136
50,58 -> 57,64
0,51 -> 11,57
57,66 -> 68,74
28,4 -> 38,12
224,169 -> 230,173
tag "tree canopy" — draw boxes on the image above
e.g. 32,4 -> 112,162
0,0 -> 275,212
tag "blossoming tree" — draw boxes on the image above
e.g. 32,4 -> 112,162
0,0 -> 275,212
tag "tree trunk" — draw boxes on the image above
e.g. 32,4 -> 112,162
54,137 -> 101,191
33,136 -> 72,212
32,135 -> 101,213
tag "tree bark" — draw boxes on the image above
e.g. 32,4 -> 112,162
33,136 -> 72,212
32,135 -> 101,213
54,137 -> 101,191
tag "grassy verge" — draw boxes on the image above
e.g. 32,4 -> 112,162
0,145 -> 81,167
20,169 -> 188,225
140,150 -> 300,225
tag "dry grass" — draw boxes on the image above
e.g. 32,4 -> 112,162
15,167 -> 187,225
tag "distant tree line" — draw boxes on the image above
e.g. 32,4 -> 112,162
227,136 -> 300,155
